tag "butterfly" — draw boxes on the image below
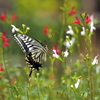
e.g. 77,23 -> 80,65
12,33 -> 48,77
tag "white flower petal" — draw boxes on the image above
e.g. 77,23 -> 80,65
81,27 -> 85,35
74,79 -> 81,88
64,37 -> 75,48
66,25 -> 74,35
96,65 -> 100,74
92,54 -> 99,65
64,50 -> 69,57
52,49 -> 59,58
89,15 -> 96,32
11,24 -> 19,33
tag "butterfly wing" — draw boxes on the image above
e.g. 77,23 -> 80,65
13,32 -> 48,77
26,53 -> 42,77
12,33 -> 43,53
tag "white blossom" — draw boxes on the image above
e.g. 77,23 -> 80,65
64,37 -> 75,48
11,24 -> 19,33
74,79 -> 81,88
96,66 -> 100,74
66,25 -> 74,35
52,49 -> 59,58
64,50 -> 69,57
81,27 -> 85,35
92,54 -> 99,65
89,15 -> 96,32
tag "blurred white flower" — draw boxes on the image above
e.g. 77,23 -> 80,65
74,79 -> 81,88
64,37 -> 75,48
96,65 -> 100,74
64,50 -> 69,57
81,27 -> 85,35
92,54 -> 99,65
11,24 -> 19,33
52,49 -> 59,58
66,25 -> 74,35
89,15 -> 96,32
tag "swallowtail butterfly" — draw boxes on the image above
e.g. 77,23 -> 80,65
12,33 -> 48,77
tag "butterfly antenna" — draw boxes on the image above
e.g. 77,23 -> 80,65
45,35 -> 54,45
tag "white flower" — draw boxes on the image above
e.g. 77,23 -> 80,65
96,65 -> 100,74
92,54 -> 99,65
74,79 -> 81,88
89,15 -> 96,32
52,49 -> 59,58
64,50 -> 69,57
66,25 -> 74,35
11,24 -> 19,33
64,37 -> 75,48
81,27 -> 85,35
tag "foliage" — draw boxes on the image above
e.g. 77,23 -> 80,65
0,0 -> 100,100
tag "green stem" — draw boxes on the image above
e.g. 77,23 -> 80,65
2,48 -> 11,85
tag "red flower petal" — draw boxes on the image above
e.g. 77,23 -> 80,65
86,16 -> 92,23
0,67 -> 5,71
0,11 -> 6,21
69,6 -> 77,15
73,16 -> 81,24
3,41 -> 10,47
11,13 -> 18,21
43,25 -> 49,34
1,32 -> 7,41
52,44 -> 61,55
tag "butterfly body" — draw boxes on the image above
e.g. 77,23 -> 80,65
12,33 -> 48,76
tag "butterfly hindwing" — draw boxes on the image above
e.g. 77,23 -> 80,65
26,53 -> 42,77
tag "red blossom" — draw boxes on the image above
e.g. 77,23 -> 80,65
73,16 -> 81,24
0,66 -> 5,71
1,32 -> 10,47
86,15 -> 92,23
1,32 -> 7,41
3,41 -> 10,47
11,13 -> 18,21
69,6 -> 77,15
43,25 -> 49,34
0,11 -> 6,21
53,44 -> 61,55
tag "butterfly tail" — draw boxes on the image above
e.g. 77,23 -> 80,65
29,69 -> 33,77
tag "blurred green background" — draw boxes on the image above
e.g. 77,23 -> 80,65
0,0 -> 100,66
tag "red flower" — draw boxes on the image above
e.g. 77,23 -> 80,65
73,16 -> 81,24
3,41 -> 10,47
11,13 -> 18,21
53,44 -> 61,55
1,32 -> 7,41
0,11 -> 6,21
43,25 -> 49,34
69,6 -> 77,15
0,66 -> 5,71
1,32 -> 10,47
86,15 -> 92,23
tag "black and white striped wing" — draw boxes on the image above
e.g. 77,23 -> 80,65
12,33 -> 44,53
25,53 -> 42,77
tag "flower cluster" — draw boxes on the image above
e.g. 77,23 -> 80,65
53,44 -> 61,55
64,25 -> 75,48
0,11 -> 18,22
1,32 -> 10,47
73,13 -> 93,25
73,13 -> 96,36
